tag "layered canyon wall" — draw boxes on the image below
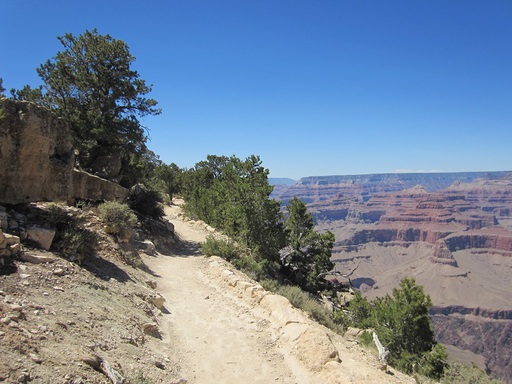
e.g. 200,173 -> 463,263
273,172 -> 512,382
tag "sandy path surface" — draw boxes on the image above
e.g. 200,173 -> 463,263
143,202 -> 415,384
144,204 -> 301,384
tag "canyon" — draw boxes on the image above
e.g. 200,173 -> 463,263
272,171 -> 512,383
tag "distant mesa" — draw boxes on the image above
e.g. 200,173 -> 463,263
268,178 -> 297,186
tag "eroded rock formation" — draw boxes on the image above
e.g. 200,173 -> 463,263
0,99 -> 74,204
0,99 -> 128,204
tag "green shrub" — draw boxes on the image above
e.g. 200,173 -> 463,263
41,203 -> 97,261
344,277 -> 447,380
45,203 -> 74,227
357,330 -> 375,348
276,284 -> 344,333
58,227 -> 97,260
98,201 -> 137,234
128,184 -> 164,219
201,235 -> 240,261
259,278 -> 280,293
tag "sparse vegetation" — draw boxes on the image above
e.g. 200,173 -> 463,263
43,203 -> 98,261
275,284 -> 344,332
128,371 -> 154,384
441,362 -> 502,384
98,201 -> 137,235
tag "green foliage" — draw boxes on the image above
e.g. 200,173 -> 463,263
58,227 -> 98,259
441,362 -> 502,384
0,78 -> 5,97
127,184 -> 164,219
98,201 -> 137,234
357,330 -> 375,348
201,236 -> 240,261
345,277 -> 447,380
281,197 -> 335,292
343,291 -> 374,328
12,29 -> 161,186
183,155 -> 286,263
42,203 -> 97,261
275,284 -> 344,333
154,162 -> 183,201
10,84 -> 44,103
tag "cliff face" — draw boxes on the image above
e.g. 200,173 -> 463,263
0,99 -> 74,204
0,99 -> 128,204
274,172 -> 512,382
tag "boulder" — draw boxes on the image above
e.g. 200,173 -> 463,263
72,169 -> 128,203
294,327 -> 340,370
260,294 -> 305,327
26,227 -> 56,250
140,239 -> 156,254
165,220 -> 175,233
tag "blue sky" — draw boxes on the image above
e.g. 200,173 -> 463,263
2,1 -> 511,179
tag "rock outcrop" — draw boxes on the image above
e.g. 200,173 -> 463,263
0,99 -> 74,204
0,99 -> 128,204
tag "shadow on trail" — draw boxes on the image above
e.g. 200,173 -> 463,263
173,237 -> 202,257
155,231 -> 202,258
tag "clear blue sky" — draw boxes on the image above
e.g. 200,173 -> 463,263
2,1 -> 511,179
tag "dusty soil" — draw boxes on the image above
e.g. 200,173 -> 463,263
1,201 -> 416,383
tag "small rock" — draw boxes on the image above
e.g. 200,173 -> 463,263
53,286 -> 64,292
142,322 -> 161,339
19,273 -> 31,279
9,304 -> 23,312
9,242 -> 21,254
154,361 -> 166,369
141,239 -> 156,253
53,268 -> 65,276
20,251 -> 57,264
29,353 -> 43,364
146,280 -> 157,289
170,379 -> 188,384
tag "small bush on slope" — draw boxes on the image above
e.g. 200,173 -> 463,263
44,203 -> 98,262
98,201 -> 137,235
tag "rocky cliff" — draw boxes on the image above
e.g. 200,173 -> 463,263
275,172 -> 512,382
0,99 -> 128,204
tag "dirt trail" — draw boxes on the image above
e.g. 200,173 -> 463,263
144,204 -> 300,383
143,202 -> 415,384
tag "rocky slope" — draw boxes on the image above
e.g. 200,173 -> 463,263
273,172 -> 512,383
